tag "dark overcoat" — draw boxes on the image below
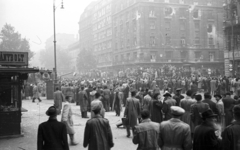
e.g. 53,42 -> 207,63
37,118 -> 69,150
124,97 -> 141,127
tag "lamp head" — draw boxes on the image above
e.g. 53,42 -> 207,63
61,0 -> 64,9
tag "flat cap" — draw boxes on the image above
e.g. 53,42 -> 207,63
171,106 -> 185,116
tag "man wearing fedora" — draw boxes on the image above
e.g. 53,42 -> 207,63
222,105 -> 240,150
162,92 -> 176,121
202,92 -> 220,117
173,88 -> 184,106
158,106 -> 192,150
37,106 -> 69,150
193,109 -> 222,150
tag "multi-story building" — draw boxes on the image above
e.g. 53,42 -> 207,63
112,0 -> 224,71
92,0 -> 113,69
79,2 -> 96,53
223,0 -> 240,76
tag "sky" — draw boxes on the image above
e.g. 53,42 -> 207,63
0,0 -> 94,52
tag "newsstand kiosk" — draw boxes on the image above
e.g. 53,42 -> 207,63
0,51 -> 39,138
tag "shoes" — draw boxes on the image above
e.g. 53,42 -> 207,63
32,101 -> 35,103
126,134 -> 130,138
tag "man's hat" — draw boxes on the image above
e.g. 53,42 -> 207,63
163,92 -> 172,97
233,105 -> 240,117
171,106 -> 185,116
176,88 -> 182,91
46,106 -> 57,117
201,109 -> 218,119
214,94 -> 222,99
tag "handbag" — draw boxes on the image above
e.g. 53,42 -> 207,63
122,117 -> 129,126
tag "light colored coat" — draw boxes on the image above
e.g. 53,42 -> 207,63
158,118 -> 192,150
53,90 -> 65,115
61,102 -> 75,134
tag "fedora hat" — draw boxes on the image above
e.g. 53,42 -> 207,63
163,92 -> 172,97
201,109 -> 217,119
214,94 -> 222,99
46,106 -> 57,117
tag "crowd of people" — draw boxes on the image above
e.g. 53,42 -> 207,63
33,70 -> 240,150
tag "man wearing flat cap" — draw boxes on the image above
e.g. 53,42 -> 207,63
37,106 -> 69,150
162,92 -> 176,121
193,109 -> 222,150
222,105 -> 240,150
84,102 -> 114,150
158,106 -> 192,150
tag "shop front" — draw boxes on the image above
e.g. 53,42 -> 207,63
0,51 -> 38,138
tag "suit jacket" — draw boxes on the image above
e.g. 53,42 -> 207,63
222,121 -> 240,150
193,122 -> 221,150
133,119 -> 160,150
37,118 -> 69,150
202,99 -> 219,116
54,90 -> 65,115
61,102 -> 75,134
83,114 -> 114,150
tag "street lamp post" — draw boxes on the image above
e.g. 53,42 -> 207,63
53,0 -> 64,85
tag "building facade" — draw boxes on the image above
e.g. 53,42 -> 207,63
92,0 -> 113,68
223,0 -> 240,76
79,2 -> 96,54
112,0 -> 224,71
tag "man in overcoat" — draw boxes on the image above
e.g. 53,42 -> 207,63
193,109 -> 222,150
162,92 -> 176,121
124,90 -> 141,137
37,106 -> 69,150
53,87 -> 65,115
222,105 -> 240,150
78,86 -> 89,118
83,104 -> 114,150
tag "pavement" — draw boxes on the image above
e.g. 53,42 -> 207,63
0,97 -> 137,150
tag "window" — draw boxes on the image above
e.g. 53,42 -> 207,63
150,36 -> 156,46
126,22 -> 130,33
127,39 -> 130,47
121,40 -> 124,48
194,21 -> 200,30
165,0 -> 170,3
195,51 -> 202,61
166,35 -> 171,45
180,37 -> 186,46
207,24 -> 213,33
165,51 -> 173,59
195,37 -> 200,45
209,37 -> 214,45
179,8 -> 186,18
209,52 -> 215,62
180,21 -> 185,30
134,36 -> 137,46
193,9 -> 200,19
150,21 -> 156,29
133,20 -> 137,32
165,20 -> 171,31
164,7 -> 173,16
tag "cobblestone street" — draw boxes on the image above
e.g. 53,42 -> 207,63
0,98 -> 137,150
